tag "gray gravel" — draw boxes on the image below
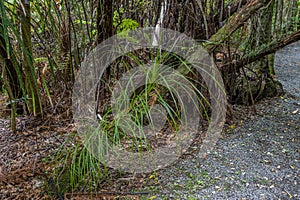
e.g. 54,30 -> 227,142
275,41 -> 300,98
152,42 -> 300,199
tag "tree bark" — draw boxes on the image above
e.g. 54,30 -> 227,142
96,0 -> 114,116
20,0 -> 42,115
97,0 -> 113,44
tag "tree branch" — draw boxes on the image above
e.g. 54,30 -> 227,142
222,30 -> 300,69
214,0 -> 248,25
208,0 -> 272,51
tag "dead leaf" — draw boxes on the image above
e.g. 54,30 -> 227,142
202,153 -> 207,160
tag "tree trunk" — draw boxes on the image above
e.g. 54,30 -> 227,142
0,15 -> 22,132
284,0 -> 298,33
20,0 -> 42,116
274,0 -> 283,36
97,0 -> 113,44
60,1 -> 72,82
96,0 -> 114,116
251,0 -> 281,103
0,20 -> 22,100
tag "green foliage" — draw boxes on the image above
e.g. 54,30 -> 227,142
90,49 -> 211,163
116,18 -> 139,33
113,7 -> 139,33
50,134 -> 107,194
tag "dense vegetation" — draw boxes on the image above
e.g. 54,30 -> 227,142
0,0 -> 299,196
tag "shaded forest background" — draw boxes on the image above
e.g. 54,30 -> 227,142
0,0 -> 299,196
0,0 -> 299,129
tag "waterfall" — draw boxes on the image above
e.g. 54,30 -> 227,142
152,0 -> 166,47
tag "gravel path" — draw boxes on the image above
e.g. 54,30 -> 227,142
275,41 -> 300,98
153,42 -> 300,199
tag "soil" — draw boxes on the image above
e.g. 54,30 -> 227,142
0,41 -> 299,199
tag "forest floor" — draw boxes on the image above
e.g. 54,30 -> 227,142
0,41 -> 299,199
